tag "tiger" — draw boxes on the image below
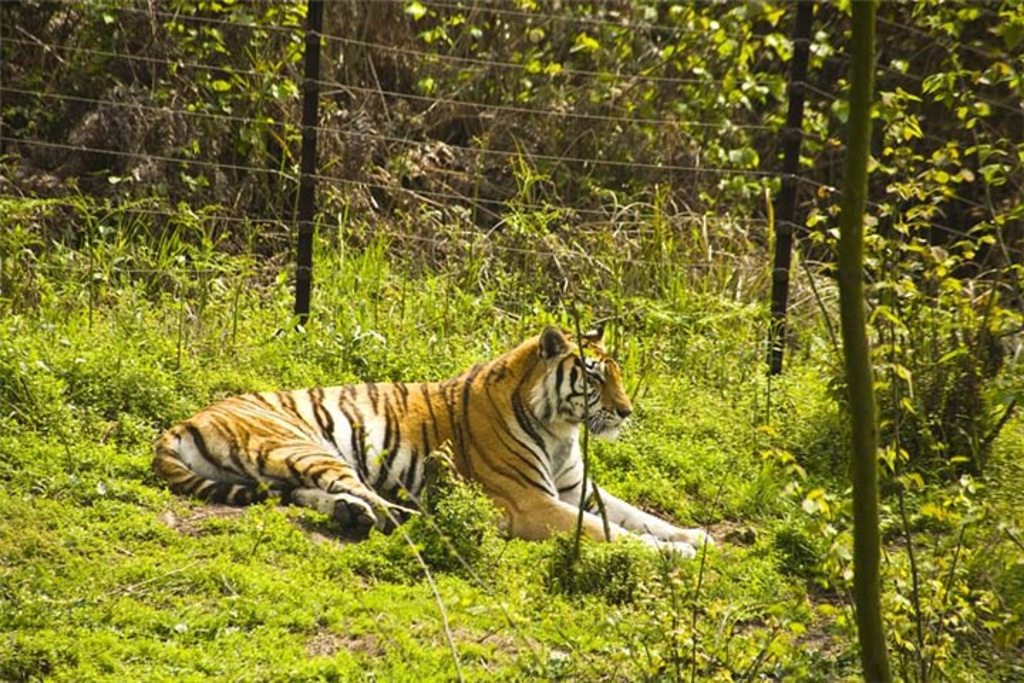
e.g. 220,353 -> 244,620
153,325 -> 712,556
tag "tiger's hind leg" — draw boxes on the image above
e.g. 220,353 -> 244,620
257,441 -> 416,533
154,431 -> 276,505
290,488 -> 412,533
155,426 -> 413,532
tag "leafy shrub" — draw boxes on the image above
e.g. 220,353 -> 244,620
543,533 -> 660,605
341,529 -> 422,585
345,448 -> 503,582
772,522 -> 824,581
0,332 -> 71,437
0,634 -> 79,683
58,351 -> 186,427
405,448 -> 503,577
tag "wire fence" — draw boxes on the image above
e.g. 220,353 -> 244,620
1,2 -> 1021,320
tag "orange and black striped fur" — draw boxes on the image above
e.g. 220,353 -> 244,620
154,326 -> 712,554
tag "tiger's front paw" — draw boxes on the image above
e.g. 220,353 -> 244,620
377,500 -> 419,532
333,493 -> 381,531
669,527 -> 715,548
339,496 -> 417,533
655,528 -> 712,548
639,533 -> 698,560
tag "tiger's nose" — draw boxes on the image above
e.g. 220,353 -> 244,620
616,407 -> 632,419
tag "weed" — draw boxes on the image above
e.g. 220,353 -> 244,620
544,534 -> 661,605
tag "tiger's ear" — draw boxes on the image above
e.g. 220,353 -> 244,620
581,322 -> 605,345
539,325 -> 570,360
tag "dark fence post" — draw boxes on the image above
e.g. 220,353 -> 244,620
0,3 -> 5,159
294,0 -> 324,325
768,0 -> 814,375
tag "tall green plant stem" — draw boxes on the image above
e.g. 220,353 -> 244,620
837,2 -> 892,681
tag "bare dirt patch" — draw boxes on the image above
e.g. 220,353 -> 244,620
157,504 -> 246,536
794,605 -> 846,665
306,630 -> 383,658
157,502 -> 363,546
707,519 -> 758,546
453,626 -> 537,659
288,515 -> 363,547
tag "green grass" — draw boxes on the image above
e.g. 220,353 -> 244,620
1,199 -> 1021,680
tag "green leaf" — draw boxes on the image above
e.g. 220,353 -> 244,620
979,164 -> 1008,183
831,99 -> 849,124
893,364 -> 913,384
921,73 -> 948,95
416,77 -> 437,95
899,397 -> 917,415
571,33 -> 601,54
901,472 -> 924,490
1000,21 -> 1024,50
211,80 -> 231,93
763,6 -> 785,27
405,1 -> 427,20
937,348 -> 966,364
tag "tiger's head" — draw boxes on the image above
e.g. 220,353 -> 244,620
532,325 -> 633,441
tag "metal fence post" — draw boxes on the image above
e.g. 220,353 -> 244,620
0,2 -> 6,160
768,0 -> 814,375
294,0 -> 324,325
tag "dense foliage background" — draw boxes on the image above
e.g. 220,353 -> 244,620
1,1 -> 1022,680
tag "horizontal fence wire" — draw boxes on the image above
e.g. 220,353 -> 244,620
21,261 -> 289,278
1,36 -> 781,132
38,3 -> 1019,121
0,198 -> 766,272
10,4 -> 1017,119
322,33 -> 743,86
0,134 -> 780,210
97,0 -> 999,58
2,81 -> 785,150
320,82 -> 783,133
0,192 -> 774,234
5,30 -> 754,91
90,2 -> 770,80
367,0 -> 760,32
14,242 -> 724,275
5,36 -> 1011,158
10,22 -> 1014,146
0,133 -> 789,190
5,133 -> 1012,259
2,77 -> 986,188
0,135 -> 299,181
2,6 -> 1020,262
